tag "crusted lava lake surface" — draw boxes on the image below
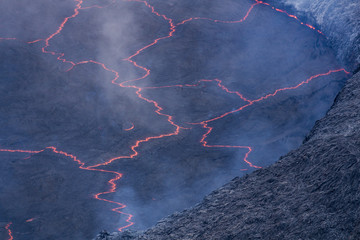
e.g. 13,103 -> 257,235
0,0 -> 350,239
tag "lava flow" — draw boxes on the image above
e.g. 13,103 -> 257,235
0,0 -> 351,235
5,223 -> 13,240
258,1 -> 323,34
124,123 -> 135,131
25,218 -> 36,223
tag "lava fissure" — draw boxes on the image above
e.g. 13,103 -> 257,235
5,222 -> 13,240
255,0 -> 323,34
40,0 -> 84,67
25,218 -> 36,223
124,123 -> 135,131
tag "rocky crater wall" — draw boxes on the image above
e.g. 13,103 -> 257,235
277,0 -> 360,71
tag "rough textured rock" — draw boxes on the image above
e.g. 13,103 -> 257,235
96,72 -> 360,239
276,0 -> 360,70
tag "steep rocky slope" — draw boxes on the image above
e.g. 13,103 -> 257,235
96,72 -> 360,239
276,0 -> 360,70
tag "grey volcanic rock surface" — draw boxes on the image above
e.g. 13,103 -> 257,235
100,72 -> 360,239
274,0 -> 360,70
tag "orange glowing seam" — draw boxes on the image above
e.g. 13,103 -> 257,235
27,39 -> 43,44
143,79 -> 251,103
40,0 -> 84,67
124,123 -> 135,131
198,122 -> 262,168
5,222 -> 13,240
25,218 -> 36,223
0,149 -> 43,154
0,37 -> 44,45
258,1 -> 324,34
176,1 -> 259,26
48,146 -> 134,230
0,0 -> 115,45
0,146 -> 134,231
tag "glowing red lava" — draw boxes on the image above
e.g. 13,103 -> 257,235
25,218 -> 37,223
0,0 -> 351,234
5,222 -> 13,240
124,123 -> 135,131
